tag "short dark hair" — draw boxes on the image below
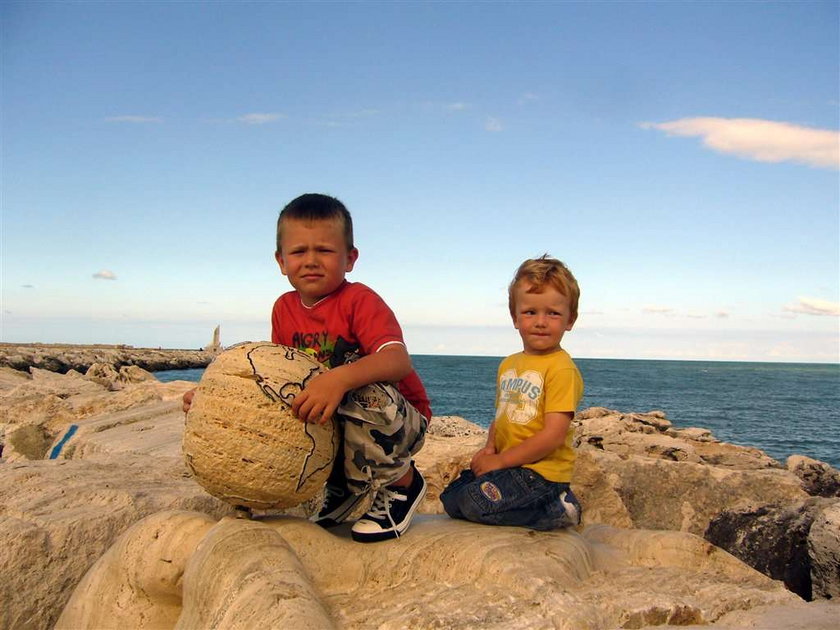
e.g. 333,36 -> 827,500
276,193 -> 354,254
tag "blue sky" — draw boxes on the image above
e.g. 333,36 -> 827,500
2,1 -> 838,362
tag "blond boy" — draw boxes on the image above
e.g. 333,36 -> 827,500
440,255 -> 583,530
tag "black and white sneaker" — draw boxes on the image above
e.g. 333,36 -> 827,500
351,463 -> 426,543
311,483 -> 365,528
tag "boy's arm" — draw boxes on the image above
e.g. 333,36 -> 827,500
471,412 -> 572,477
292,343 -> 412,424
470,421 -> 497,468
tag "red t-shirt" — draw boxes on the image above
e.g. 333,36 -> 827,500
271,281 -> 432,419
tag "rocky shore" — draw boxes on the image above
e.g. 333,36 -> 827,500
1,364 -> 838,629
0,342 -> 214,373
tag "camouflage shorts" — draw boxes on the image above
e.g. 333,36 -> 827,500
334,381 -> 427,495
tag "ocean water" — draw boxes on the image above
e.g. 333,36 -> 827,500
156,356 -> 840,469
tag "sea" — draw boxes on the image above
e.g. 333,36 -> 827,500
156,356 -> 840,470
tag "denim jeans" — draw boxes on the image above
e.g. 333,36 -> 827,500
440,467 -> 581,531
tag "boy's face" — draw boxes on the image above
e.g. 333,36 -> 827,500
275,218 -> 358,306
511,282 -> 576,355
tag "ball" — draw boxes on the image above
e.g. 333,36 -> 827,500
183,342 -> 338,509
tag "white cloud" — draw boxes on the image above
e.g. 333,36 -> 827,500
485,117 -> 503,132
642,305 -> 674,314
93,270 -> 117,280
518,92 -> 539,104
105,116 -> 163,123
237,113 -> 284,125
640,117 -> 839,169
784,297 -> 840,317
447,102 -> 469,111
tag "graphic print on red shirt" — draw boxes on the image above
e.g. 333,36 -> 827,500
271,281 -> 431,419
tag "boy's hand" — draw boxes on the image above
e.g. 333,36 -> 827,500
470,450 -> 505,477
292,370 -> 351,425
182,389 -> 195,413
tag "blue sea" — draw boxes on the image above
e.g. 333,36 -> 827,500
156,356 -> 840,469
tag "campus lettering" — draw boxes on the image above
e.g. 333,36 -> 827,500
496,368 -> 544,425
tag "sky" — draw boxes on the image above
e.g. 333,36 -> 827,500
2,1 -> 838,363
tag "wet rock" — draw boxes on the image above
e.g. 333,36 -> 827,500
788,455 -> 840,497
704,497 -> 839,600
808,501 -> 840,599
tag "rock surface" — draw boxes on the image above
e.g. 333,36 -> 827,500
0,342 -> 213,373
2,370 -> 840,629
704,498 -> 834,600
57,511 -> 823,630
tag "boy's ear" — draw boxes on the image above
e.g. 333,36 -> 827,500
345,247 -> 359,272
566,314 -> 577,331
275,252 -> 288,276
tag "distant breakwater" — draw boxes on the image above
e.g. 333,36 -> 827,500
0,343 -> 215,374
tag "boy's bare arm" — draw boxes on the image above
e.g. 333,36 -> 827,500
470,422 -> 497,468
292,343 -> 413,424
471,412 -> 572,477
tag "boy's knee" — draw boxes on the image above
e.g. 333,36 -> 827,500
441,495 -> 463,520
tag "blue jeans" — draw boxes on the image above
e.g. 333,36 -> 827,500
440,467 -> 581,531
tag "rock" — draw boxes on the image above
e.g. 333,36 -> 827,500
0,366 -> 29,392
788,455 -> 840,497
0,458 -> 234,630
426,414 -> 487,438
84,362 -> 123,390
118,364 -> 156,384
4,370 -> 840,626
704,497 -> 839,600
573,445 -> 807,535
3,423 -> 51,460
809,501 -> 840,599
575,408 -> 782,470
0,342 -> 213,374
183,342 -> 338,510
57,512 -> 802,630
709,600 -> 840,629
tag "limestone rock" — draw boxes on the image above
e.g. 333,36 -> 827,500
575,408 -> 781,470
84,362 -> 123,390
808,501 -> 840,599
0,366 -> 30,392
58,511 -> 805,630
0,458 -> 234,630
0,342 -> 213,373
708,600 -> 840,629
183,342 -> 338,510
704,497 -> 839,600
787,454 -> 840,497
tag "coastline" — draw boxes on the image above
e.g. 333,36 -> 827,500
0,342 -> 215,374
1,357 -> 838,627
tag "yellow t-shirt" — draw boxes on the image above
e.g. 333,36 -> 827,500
493,349 -> 584,483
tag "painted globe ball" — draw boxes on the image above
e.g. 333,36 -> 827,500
183,342 -> 337,509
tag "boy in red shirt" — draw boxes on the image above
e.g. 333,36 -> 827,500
272,193 -> 430,542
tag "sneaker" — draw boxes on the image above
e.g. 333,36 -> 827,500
311,483 -> 366,528
351,463 -> 427,543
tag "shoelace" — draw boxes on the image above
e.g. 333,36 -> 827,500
367,486 -> 406,537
